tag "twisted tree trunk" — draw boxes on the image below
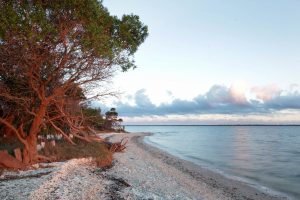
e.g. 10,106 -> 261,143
23,102 -> 48,164
23,135 -> 38,164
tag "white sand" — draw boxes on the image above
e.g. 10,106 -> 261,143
0,159 -> 113,200
0,132 -> 289,200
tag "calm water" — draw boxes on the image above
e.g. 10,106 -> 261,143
126,125 -> 300,199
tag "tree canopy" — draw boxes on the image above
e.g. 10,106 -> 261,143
0,0 -> 148,165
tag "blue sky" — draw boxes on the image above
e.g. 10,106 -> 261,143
100,0 -> 300,124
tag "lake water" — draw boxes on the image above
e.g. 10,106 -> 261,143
126,125 -> 300,199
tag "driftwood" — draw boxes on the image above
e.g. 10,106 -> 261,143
106,138 -> 128,153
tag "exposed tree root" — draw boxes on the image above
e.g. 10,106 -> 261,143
0,150 -> 25,170
37,154 -> 55,162
108,137 -> 128,153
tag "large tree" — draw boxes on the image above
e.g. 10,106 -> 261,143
0,0 -> 148,164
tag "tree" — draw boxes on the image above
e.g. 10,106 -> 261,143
82,106 -> 105,130
0,0 -> 148,164
104,108 -> 123,130
105,108 -> 118,121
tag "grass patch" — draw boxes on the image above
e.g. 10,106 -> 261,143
40,138 -> 113,168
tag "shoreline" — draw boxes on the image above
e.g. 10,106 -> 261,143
142,133 -> 292,200
0,132 -> 290,199
107,132 -> 289,199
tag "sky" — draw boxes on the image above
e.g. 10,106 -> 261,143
99,0 -> 300,125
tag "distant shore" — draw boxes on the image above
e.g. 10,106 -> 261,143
0,132 -> 289,199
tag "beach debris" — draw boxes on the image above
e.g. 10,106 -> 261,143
107,137 -> 129,153
0,171 -> 51,181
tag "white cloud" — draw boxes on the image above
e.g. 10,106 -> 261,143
94,84 -> 300,124
251,84 -> 281,102
122,112 -> 300,125
105,84 -> 300,116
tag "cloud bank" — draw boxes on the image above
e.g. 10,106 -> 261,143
110,84 -> 300,117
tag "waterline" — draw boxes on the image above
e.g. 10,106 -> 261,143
126,125 -> 300,199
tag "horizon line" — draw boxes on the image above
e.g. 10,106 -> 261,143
124,124 -> 300,126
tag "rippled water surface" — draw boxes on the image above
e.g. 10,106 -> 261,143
126,125 -> 300,199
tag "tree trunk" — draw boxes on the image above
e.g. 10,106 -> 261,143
29,102 -> 47,138
23,135 -> 38,164
23,102 -> 48,164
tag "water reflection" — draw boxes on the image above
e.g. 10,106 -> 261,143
127,125 -> 300,199
232,127 -> 253,171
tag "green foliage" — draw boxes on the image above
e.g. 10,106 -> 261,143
81,106 -> 124,131
65,84 -> 86,101
82,107 -> 104,129
104,108 -> 124,131
0,0 -> 148,71
105,108 -> 118,119
0,0 -> 144,155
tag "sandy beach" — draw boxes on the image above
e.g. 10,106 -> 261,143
0,132 -> 289,200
